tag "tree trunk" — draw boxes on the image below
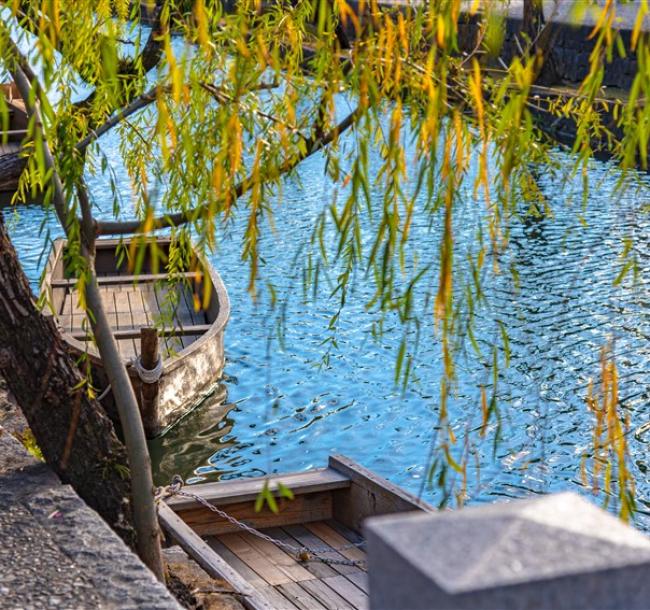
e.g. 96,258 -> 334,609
522,0 -> 560,86
0,211 -> 135,548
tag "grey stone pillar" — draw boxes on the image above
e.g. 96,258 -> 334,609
364,492 -> 650,610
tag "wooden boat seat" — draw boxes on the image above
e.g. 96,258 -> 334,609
69,324 -> 213,341
51,271 -> 203,288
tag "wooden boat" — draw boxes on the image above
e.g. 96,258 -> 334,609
159,455 -> 433,610
0,82 -> 28,196
41,236 -> 230,437
0,82 -> 27,142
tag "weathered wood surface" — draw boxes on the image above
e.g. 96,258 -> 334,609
40,237 -> 230,436
140,327 -> 160,433
329,454 -> 433,532
167,468 -> 350,511
163,455 -> 434,609
158,503 -> 273,610
207,522 -> 369,610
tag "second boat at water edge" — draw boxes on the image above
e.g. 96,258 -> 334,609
41,236 -> 230,437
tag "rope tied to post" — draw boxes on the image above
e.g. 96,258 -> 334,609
131,354 -> 163,384
156,476 -> 367,568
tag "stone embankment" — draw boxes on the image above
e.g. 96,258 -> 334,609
0,385 -> 181,609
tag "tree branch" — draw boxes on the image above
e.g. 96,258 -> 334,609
95,105 -> 363,235
76,85 -> 164,153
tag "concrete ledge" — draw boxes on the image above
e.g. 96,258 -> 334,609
0,426 -> 181,609
365,492 -> 650,610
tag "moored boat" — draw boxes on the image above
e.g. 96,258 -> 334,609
41,236 -> 230,437
158,455 -> 433,610
0,82 -> 28,197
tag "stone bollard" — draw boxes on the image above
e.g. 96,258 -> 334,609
364,492 -> 650,610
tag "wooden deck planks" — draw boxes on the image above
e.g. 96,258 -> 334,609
211,521 -> 368,610
299,579 -> 355,610
283,525 -> 364,577
276,582 -> 328,610
113,287 -> 137,358
56,277 -> 207,357
218,533 -> 297,587
320,576 -> 367,610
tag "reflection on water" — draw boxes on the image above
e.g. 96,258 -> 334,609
8,128 -> 650,531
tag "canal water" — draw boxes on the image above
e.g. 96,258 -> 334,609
8,122 -> 650,530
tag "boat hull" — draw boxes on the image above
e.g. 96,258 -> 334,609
41,237 -> 230,437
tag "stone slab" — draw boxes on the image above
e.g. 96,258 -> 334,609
0,425 -> 181,610
364,492 -> 650,610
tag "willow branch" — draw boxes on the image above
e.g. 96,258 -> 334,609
76,85 -> 164,152
95,105 -> 363,235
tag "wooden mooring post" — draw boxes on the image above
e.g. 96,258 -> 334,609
139,327 -> 161,437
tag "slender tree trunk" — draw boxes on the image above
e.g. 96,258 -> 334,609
0,212 -> 135,546
8,60 -> 165,582
522,0 -> 559,86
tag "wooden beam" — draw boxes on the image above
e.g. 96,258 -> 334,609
140,327 -> 160,438
328,454 -> 433,533
51,271 -> 202,287
158,502 -> 274,610
166,468 -> 350,512
69,324 -> 212,341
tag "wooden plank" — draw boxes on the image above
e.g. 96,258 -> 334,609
153,283 -> 174,357
175,492 -> 334,537
345,573 -> 368,595
299,579 -> 355,610
50,271 -> 203,287
257,586 -> 300,610
113,288 -> 137,358
283,525 -> 363,578
321,576 -> 368,610
268,528 -> 339,580
158,503 -> 274,610
239,532 -> 315,583
328,455 -> 432,533
304,523 -> 366,563
167,468 -> 349,512
325,520 -> 364,546
207,537 -> 268,588
139,283 -> 160,321
218,533 -> 294,586
276,582 -> 327,610
69,324 -> 212,341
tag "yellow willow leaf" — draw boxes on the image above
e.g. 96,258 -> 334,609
453,110 -> 465,171
52,0 -> 61,35
195,0 -> 210,53
436,14 -> 445,47
397,13 -> 408,53
201,279 -> 212,311
256,32 -> 269,69
228,115 -> 242,173
336,0 -> 360,33
480,385 -> 488,436
157,97 -> 170,162
632,0 -> 648,49
588,0 -> 614,40
469,60 -> 485,134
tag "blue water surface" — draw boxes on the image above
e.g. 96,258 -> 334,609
8,112 -> 650,531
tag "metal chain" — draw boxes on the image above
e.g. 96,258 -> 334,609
157,476 -> 366,568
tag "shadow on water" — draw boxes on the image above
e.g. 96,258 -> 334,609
149,382 -> 238,486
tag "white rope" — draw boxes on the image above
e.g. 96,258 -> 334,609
97,384 -> 112,401
131,355 -> 164,384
